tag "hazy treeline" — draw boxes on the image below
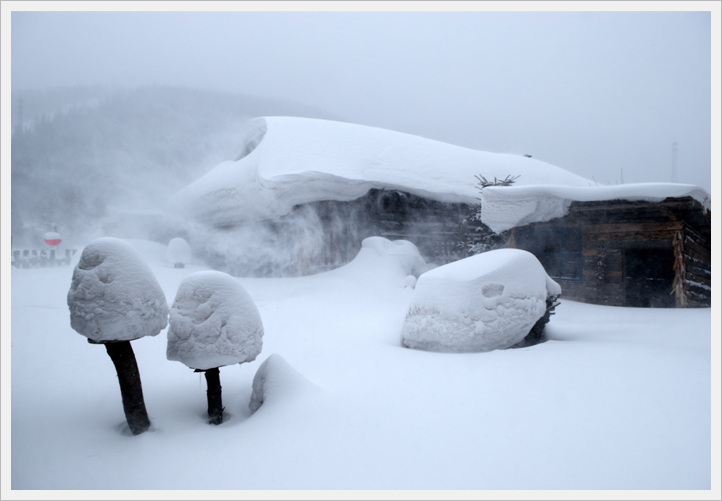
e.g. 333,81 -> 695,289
11,85 -> 336,248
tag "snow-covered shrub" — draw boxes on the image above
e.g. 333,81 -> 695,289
167,270 -> 263,370
167,270 -> 264,424
166,237 -> 192,268
67,237 -> 169,435
401,249 -> 561,353
67,237 -> 169,343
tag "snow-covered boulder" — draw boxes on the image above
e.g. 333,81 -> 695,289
67,237 -> 169,343
401,249 -> 561,353
166,270 -> 264,370
166,237 -> 192,268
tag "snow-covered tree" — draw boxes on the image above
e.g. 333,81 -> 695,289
67,237 -> 169,435
167,271 -> 264,425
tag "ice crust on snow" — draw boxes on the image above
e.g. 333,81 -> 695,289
67,237 -> 169,343
172,116 -> 593,224
166,270 -> 263,370
401,249 -> 561,353
481,183 -> 711,233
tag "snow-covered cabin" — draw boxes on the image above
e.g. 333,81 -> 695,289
480,184 -> 711,308
171,117 -> 711,306
172,117 -> 592,275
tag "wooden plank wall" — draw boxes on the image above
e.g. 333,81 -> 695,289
510,197 -> 711,308
682,219 -> 712,307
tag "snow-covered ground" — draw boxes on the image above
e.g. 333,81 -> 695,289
8,237 -> 715,495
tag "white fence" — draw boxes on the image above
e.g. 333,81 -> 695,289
12,248 -> 78,268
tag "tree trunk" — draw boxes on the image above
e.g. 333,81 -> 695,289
104,341 -> 151,435
204,367 -> 224,425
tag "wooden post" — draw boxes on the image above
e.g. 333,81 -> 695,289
203,368 -> 224,425
103,340 -> 152,435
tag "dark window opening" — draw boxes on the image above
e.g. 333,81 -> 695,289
516,227 -> 582,281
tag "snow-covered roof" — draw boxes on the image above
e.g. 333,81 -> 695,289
172,116 -> 593,223
480,183 -> 711,233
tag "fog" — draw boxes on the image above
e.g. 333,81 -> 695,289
9,6 -> 713,192
5,5 -> 716,272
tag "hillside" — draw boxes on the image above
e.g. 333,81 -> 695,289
10,85 -> 337,247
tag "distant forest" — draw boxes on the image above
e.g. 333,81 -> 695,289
10,85 -> 337,247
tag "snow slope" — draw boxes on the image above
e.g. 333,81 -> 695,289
7,238 -> 715,495
171,117 -> 594,224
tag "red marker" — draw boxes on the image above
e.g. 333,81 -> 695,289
44,231 -> 62,246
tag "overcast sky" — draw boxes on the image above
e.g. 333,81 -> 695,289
8,4 -> 716,192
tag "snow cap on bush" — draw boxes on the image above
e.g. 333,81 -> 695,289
67,237 -> 169,343
167,270 -> 264,370
401,248 -> 561,353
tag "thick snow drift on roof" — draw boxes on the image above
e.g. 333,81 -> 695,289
166,270 -> 264,370
67,237 -> 169,343
480,182 -> 711,233
401,249 -> 560,353
173,117 -> 592,224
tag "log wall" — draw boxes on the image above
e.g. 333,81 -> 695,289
509,197 -> 711,308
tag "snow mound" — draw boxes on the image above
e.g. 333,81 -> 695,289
172,116 -> 592,224
403,275 -> 418,289
336,237 -> 429,286
166,270 -> 263,370
358,236 -> 426,276
249,354 -> 321,414
166,237 -> 192,267
401,249 -> 561,353
481,183 -> 711,233
67,237 -> 169,343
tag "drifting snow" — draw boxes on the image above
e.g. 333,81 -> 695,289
172,116 -> 593,224
66,237 -> 168,342
166,270 -> 263,370
402,249 -> 561,352
481,182 -> 711,233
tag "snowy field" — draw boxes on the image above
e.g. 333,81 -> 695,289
7,238 -> 716,496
